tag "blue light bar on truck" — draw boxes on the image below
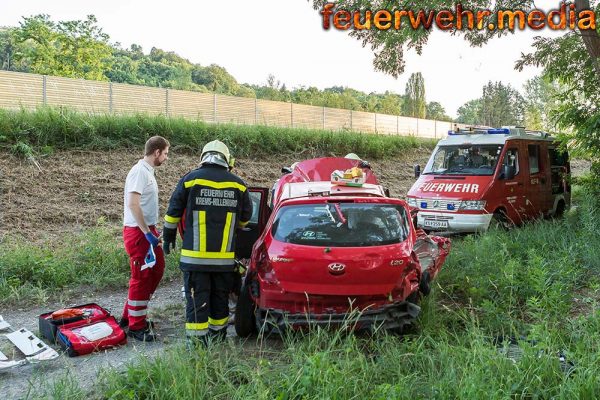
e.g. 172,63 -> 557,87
448,128 -> 510,135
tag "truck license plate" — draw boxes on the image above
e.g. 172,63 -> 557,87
422,220 -> 448,229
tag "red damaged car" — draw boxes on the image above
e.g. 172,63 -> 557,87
233,157 -> 451,337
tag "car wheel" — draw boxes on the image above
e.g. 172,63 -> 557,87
419,270 -> 431,296
234,281 -> 257,338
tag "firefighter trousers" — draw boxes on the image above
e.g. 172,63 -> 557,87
122,226 -> 165,330
183,270 -> 235,338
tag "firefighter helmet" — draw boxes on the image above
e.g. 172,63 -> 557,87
201,140 -> 231,168
344,153 -> 361,160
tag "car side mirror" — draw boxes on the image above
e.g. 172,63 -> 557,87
281,166 -> 292,174
502,165 -> 515,180
414,164 -> 421,178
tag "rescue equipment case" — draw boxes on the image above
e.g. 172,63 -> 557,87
39,303 -> 127,357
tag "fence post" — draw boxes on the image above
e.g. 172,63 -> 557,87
374,113 -> 377,133
42,75 -> 47,106
109,82 -> 113,114
322,107 -> 325,130
350,110 -> 353,131
396,115 -> 399,135
254,98 -> 258,125
416,117 -> 419,137
290,102 -> 293,128
213,93 -> 217,123
165,88 -> 169,117
434,119 -> 437,139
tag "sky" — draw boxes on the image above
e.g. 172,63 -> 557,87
0,0 -> 565,118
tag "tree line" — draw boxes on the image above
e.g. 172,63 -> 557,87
311,0 -> 599,165
0,14 -> 560,130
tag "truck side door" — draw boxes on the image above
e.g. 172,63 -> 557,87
499,144 -> 527,224
525,142 -> 552,218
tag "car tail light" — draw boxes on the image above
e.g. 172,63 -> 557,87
253,244 -> 273,276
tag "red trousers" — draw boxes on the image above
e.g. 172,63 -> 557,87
122,226 -> 165,330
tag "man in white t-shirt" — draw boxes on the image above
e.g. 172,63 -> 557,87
121,136 -> 169,342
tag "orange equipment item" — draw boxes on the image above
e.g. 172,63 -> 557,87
51,308 -> 85,320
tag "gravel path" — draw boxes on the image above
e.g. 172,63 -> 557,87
0,278 -> 205,399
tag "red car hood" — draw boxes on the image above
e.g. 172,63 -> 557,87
407,175 -> 492,201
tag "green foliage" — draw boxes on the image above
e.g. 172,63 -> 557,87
523,75 -> 560,132
517,26 -> 600,165
426,101 -> 451,122
456,99 -> 482,125
0,15 -> 444,119
0,222 -> 180,305
402,72 -> 427,118
10,14 -> 113,80
456,81 -> 524,127
35,185 -> 600,399
0,107 -> 436,159
10,141 -> 34,159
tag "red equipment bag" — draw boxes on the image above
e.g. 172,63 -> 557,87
39,303 -> 127,357
39,303 -> 112,343
56,316 -> 126,357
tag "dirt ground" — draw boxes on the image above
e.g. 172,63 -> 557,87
0,148 -> 431,241
0,148 -> 432,398
0,149 -> 591,398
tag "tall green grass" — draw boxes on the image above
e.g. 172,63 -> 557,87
0,107 -> 436,159
89,188 -> 600,399
0,220 -> 180,305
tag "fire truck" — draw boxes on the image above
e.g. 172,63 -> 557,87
407,126 -> 571,233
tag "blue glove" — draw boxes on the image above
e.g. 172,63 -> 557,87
144,232 -> 160,248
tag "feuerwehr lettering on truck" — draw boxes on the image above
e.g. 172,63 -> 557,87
419,183 -> 480,193
195,188 -> 238,207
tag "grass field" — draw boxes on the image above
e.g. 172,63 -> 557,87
0,107 -> 436,160
14,185 -> 599,399
2,106 -> 598,398
93,187 -> 599,399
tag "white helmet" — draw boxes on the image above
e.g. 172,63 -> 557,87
345,153 -> 361,160
201,140 -> 231,168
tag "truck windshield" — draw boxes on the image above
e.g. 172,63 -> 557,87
272,203 -> 410,247
423,144 -> 503,176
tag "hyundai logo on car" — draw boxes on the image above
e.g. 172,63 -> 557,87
328,262 -> 346,275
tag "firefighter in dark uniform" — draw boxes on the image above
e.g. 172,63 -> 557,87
162,140 -> 252,345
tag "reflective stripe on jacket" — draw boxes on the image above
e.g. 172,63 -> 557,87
164,164 -> 252,271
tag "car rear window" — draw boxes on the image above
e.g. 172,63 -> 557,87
272,203 -> 410,247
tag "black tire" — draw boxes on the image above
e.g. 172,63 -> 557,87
489,209 -> 512,230
234,281 -> 257,337
419,270 -> 431,296
553,201 -> 566,219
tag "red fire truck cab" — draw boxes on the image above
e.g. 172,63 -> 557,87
406,127 -> 571,233
234,157 -> 451,337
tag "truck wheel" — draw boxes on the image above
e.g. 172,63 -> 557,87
234,281 -> 257,337
553,201 -> 566,219
490,209 -> 511,230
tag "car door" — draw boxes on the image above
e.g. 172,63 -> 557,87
235,187 -> 271,259
176,187 -> 270,259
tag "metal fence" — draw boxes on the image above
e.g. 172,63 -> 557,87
0,70 -> 455,139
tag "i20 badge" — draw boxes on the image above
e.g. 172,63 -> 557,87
328,262 -> 346,275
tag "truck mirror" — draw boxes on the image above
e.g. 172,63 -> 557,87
502,164 -> 515,180
414,164 -> 421,178
281,166 -> 292,174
